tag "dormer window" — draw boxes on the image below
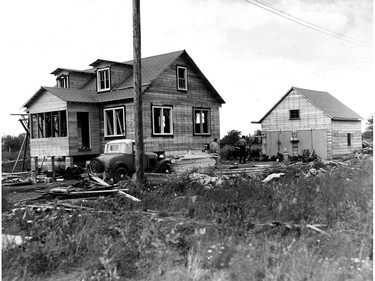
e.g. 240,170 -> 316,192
176,66 -> 187,91
97,67 -> 110,92
57,75 -> 69,88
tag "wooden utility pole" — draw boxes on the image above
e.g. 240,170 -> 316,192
133,0 -> 145,182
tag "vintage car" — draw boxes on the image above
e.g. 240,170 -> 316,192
88,139 -> 172,183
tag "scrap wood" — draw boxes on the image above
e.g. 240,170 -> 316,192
252,221 -> 329,236
90,174 -> 111,187
262,173 -> 286,183
118,190 -> 141,202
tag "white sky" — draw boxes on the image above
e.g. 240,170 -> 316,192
0,0 -> 373,138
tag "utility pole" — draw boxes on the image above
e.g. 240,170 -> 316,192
133,0 -> 144,183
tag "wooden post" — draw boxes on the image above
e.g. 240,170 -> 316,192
133,0 -> 145,183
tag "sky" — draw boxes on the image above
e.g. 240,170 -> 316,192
0,0 -> 373,138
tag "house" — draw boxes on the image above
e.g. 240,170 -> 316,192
23,50 -> 225,171
252,87 -> 362,160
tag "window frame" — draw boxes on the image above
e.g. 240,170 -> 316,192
176,66 -> 188,91
152,105 -> 174,136
289,109 -> 300,120
57,75 -> 69,88
97,67 -> 111,92
104,107 -> 126,138
30,110 -> 67,139
193,108 -> 211,136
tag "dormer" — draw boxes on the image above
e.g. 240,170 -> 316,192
51,68 -> 95,89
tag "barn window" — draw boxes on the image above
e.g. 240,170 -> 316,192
289,110 -> 300,119
97,67 -> 110,92
104,107 -> 125,137
152,106 -> 173,136
30,111 -> 67,139
347,133 -> 351,146
176,66 -> 188,91
193,108 -> 211,135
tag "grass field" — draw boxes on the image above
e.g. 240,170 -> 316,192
2,156 -> 373,281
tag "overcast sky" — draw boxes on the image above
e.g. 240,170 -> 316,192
0,0 -> 373,138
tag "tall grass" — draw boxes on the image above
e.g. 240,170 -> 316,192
2,158 -> 372,280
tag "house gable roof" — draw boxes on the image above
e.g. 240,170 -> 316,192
24,50 -> 225,108
255,86 -> 362,123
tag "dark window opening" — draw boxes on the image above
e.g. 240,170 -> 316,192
290,110 -> 300,119
77,112 -> 90,149
177,66 -> 187,90
30,110 -> 67,139
152,106 -> 173,135
347,133 -> 351,146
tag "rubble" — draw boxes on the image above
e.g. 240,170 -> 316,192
262,173 -> 285,183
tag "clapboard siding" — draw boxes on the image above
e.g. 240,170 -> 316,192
28,91 -> 67,113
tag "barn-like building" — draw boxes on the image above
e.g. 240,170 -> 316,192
252,87 -> 362,160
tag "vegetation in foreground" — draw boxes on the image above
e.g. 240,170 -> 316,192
2,157 -> 373,281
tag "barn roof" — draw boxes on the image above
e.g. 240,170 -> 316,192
255,86 -> 362,123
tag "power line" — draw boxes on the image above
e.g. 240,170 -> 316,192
244,0 -> 373,48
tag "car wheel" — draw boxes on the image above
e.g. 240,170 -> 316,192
159,163 -> 171,174
114,167 -> 129,183
89,159 -> 104,173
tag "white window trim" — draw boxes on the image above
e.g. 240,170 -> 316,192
97,67 -> 111,92
104,107 -> 125,137
152,105 -> 174,136
177,66 -> 188,91
193,108 -> 211,135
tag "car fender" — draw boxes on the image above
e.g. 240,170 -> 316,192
153,159 -> 172,173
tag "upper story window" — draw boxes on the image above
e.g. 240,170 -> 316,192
193,108 -> 211,135
57,75 -> 69,88
97,67 -> 110,92
104,107 -> 125,137
289,109 -> 300,120
152,105 -> 173,136
176,66 -> 188,91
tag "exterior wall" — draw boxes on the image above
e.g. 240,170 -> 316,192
28,91 -> 67,113
261,90 -> 333,159
67,103 -> 101,156
68,73 -> 93,89
331,120 -> 362,158
96,54 -> 222,156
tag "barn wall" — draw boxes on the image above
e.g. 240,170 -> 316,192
261,90 -> 331,131
331,120 -> 362,158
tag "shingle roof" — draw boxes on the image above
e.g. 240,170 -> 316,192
24,50 -> 225,107
115,50 -> 185,88
23,87 -> 98,107
256,86 -> 362,123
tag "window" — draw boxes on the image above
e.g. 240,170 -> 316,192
193,108 -> 211,135
289,109 -> 300,119
104,107 -> 125,137
152,106 -> 173,135
176,66 -> 187,91
97,67 -> 110,92
57,75 -> 69,88
30,111 -> 67,139
347,133 -> 351,146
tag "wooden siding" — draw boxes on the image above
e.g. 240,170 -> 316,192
261,90 -> 331,131
331,120 -> 362,158
68,73 -> 93,89
67,104 -> 101,156
30,137 -> 69,158
27,91 -> 67,113
260,90 -> 362,159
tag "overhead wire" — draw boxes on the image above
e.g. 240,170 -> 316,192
244,0 -> 373,48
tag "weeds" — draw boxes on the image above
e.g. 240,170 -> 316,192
2,158 -> 373,280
